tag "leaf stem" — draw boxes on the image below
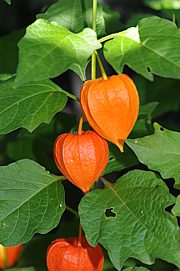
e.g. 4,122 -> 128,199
99,33 -> 120,43
91,0 -> 98,80
61,90 -> 80,102
100,177 -> 113,188
95,52 -> 108,80
66,206 -> 79,218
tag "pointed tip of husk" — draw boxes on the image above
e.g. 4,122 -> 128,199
117,139 -> 124,153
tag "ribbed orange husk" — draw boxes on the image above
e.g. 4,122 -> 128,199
0,244 -> 23,268
47,236 -> 104,271
80,74 -> 139,152
54,131 -> 109,193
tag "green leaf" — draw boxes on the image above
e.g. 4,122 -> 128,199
103,143 -> 138,175
37,0 -> 120,37
127,125 -> 180,189
123,267 -> 150,271
172,195 -> 180,216
79,170 -> 180,270
3,0 -> 11,4
0,30 -> 25,75
0,78 -> 67,134
139,102 -> 159,118
15,19 -> 101,85
104,16 -> 180,80
144,0 -> 180,10
0,159 -> 65,246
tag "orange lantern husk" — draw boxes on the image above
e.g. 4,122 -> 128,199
54,130 -> 109,193
0,244 -> 23,268
80,74 -> 139,152
47,236 -> 104,271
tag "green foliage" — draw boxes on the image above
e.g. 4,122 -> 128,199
79,170 -> 180,270
129,102 -> 158,138
144,0 -> 180,10
15,19 -> 101,84
104,16 -> 180,80
123,268 -> 150,271
172,195 -> 180,217
0,30 -> 25,75
3,0 -> 11,4
127,124 -> 180,189
0,78 -> 67,134
103,143 -> 138,175
0,159 -> 65,246
134,76 -> 180,117
38,0 -> 120,37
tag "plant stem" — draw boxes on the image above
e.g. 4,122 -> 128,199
98,33 -> 119,43
66,206 -> 79,218
62,90 -> 80,102
78,116 -> 83,135
91,0 -> 97,80
95,52 -> 108,80
100,176 -> 113,188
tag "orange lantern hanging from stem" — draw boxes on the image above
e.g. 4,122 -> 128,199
53,117 -> 109,193
80,74 -> 139,152
47,236 -> 104,271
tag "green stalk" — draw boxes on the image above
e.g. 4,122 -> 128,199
95,52 -> 108,80
91,0 -> 98,80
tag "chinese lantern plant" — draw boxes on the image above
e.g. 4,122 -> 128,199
0,0 -> 180,271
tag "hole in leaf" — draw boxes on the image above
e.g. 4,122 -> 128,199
105,207 -> 117,218
109,157 -> 114,161
160,127 -> 164,131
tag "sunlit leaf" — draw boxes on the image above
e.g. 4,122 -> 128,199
15,19 -> 101,85
104,16 -> 180,80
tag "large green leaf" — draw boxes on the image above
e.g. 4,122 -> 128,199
0,30 -> 25,75
0,159 -> 65,246
104,16 -> 180,80
0,78 -> 67,134
79,170 -> 180,270
127,125 -> 180,189
15,19 -> 101,85
37,0 -> 120,37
